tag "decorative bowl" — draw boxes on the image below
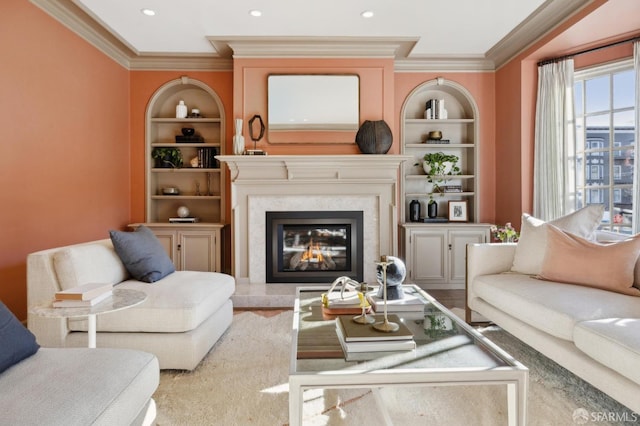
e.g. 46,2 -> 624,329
428,130 -> 442,140
162,187 -> 180,195
181,127 -> 195,136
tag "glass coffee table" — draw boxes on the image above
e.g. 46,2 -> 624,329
289,285 -> 528,426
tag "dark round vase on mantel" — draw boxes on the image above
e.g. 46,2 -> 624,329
355,120 -> 393,154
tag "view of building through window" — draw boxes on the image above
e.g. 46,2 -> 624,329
574,62 -> 636,234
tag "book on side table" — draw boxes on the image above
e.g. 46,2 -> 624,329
53,282 -> 113,308
54,282 -> 113,301
53,290 -> 112,308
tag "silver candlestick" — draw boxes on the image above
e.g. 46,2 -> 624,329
373,255 -> 399,332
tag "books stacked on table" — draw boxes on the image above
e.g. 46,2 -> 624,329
366,286 -> 428,313
335,314 -> 416,357
53,282 -> 113,308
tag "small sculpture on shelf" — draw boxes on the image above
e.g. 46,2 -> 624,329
233,118 -> 245,155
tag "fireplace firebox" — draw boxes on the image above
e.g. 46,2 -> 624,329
266,211 -> 363,283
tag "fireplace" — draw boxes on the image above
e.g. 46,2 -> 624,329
266,211 -> 364,283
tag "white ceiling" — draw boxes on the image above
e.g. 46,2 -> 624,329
73,0 -> 548,58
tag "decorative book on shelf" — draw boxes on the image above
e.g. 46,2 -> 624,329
421,217 -> 448,223
175,135 -> 204,143
54,282 -> 113,301
426,139 -> 450,144
197,147 -> 219,168
169,217 -> 200,223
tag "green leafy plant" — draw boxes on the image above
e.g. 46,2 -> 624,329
152,148 -> 183,168
415,152 -> 460,203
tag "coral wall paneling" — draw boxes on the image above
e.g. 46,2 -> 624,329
0,0 -> 130,319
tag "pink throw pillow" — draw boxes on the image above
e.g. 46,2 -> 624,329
538,224 -> 640,297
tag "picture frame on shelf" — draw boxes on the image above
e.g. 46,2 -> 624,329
448,200 -> 468,222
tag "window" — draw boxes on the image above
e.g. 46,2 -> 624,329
574,61 -> 636,234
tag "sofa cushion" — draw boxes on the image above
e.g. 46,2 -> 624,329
473,273 -> 640,341
511,204 -> 604,275
69,271 -> 235,333
53,241 -> 129,290
0,301 -> 39,373
109,226 -> 175,283
574,319 -> 640,386
0,348 -> 159,426
539,225 -> 640,296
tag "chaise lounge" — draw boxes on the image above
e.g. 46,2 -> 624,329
27,227 -> 235,370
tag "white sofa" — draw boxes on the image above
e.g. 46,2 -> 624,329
1,347 -> 159,425
27,238 -> 235,370
466,241 -> 640,414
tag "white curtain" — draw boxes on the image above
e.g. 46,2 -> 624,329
633,42 -> 640,234
533,59 -> 575,220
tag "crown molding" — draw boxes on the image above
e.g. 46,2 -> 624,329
207,36 -> 419,59
30,0 -> 134,69
394,56 -> 495,72
486,0 -> 596,69
129,55 -> 232,71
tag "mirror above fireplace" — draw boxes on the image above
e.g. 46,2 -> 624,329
267,75 -> 359,143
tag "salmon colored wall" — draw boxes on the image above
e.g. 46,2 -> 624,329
0,0 -> 130,319
394,73 -> 496,223
128,71 -> 234,223
495,0 -> 638,227
232,58 -> 397,154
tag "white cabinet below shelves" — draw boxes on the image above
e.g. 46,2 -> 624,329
401,224 -> 490,289
130,224 -> 223,272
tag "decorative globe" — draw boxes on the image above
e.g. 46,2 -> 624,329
375,255 -> 407,300
177,206 -> 190,218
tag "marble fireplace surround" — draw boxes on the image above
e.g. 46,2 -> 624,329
217,155 -> 411,307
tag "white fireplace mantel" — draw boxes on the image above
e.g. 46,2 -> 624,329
217,155 -> 412,285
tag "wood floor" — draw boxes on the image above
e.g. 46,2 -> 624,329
234,289 -> 466,317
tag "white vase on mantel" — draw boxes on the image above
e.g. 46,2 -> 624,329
233,118 -> 245,155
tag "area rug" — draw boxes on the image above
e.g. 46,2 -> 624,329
153,311 -> 635,425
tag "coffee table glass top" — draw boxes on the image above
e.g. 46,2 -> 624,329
293,285 -> 521,373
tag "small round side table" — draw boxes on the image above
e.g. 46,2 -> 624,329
30,288 -> 147,348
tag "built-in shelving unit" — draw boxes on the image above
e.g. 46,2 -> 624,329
139,76 -> 226,273
399,78 -> 490,289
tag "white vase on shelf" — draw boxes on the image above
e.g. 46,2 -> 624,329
176,100 -> 188,119
233,118 -> 245,155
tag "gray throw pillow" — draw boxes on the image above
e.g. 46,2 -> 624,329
0,301 -> 39,373
109,226 -> 175,283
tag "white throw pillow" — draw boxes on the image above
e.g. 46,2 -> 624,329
510,204 -> 605,275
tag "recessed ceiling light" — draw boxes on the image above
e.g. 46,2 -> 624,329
361,10 -> 374,18
249,9 -> 262,17
141,8 -> 156,16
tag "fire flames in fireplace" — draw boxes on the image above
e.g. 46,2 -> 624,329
290,238 -> 337,271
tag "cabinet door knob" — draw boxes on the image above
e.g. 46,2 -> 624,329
448,243 -> 452,250
177,244 -> 181,250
